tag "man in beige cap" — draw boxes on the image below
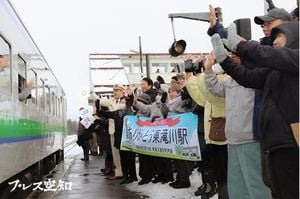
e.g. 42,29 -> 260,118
98,84 -> 125,180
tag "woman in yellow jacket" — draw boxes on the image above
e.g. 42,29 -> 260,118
185,58 -> 229,199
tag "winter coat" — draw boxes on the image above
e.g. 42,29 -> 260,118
96,107 -> 134,149
205,70 -> 256,145
144,88 -> 157,103
185,73 -> 228,145
99,97 -> 120,135
77,117 -> 93,143
94,118 -> 110,150
207,22 -> 228,38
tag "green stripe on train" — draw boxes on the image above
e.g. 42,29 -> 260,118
0,117 -> 67,138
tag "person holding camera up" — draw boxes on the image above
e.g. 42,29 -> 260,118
203,50 -> 270,199
207,3 -> 292,198
211,18 -> 299,199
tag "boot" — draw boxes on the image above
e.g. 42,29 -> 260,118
201,182 -> 217,199
169,180 -> 190,189
138,178 -> 152,185
124,176 -> 138,184
152,176 -> 163,184
197,170 -> 217,197
195,183 -> 207,196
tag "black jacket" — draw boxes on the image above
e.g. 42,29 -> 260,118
221,21 -> 299,152
77,117 -> 93,142
145,88 -> 157,103
96,107 -> 134,149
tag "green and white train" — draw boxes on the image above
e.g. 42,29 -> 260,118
0,0 -> 67,197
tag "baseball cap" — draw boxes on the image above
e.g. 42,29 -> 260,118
113,84 -> 125,90
254,8 -> 292,25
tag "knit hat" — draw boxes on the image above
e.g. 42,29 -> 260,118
155,89 -> 164,96
137,93 -> 151,105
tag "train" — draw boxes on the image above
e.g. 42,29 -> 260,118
0,0 -> 67,197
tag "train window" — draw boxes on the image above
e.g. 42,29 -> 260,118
58,97 -> 61,118
61,96 -> 65,119
51,92 -> 55,115
0,34 -> 11,96
45,86 -> 50,113
57,97 -> 60,117
27,69 -> 37,105
38,79 -> 45,110
55,96 -> 58,117
18,55 -> 27,102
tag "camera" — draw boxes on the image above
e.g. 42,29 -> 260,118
233,18 -> 252,40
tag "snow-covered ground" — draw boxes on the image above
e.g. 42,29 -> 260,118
65,136 -> 218,199
126,163 -> 218,199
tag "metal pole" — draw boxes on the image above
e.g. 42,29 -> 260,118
145,54 -> 150,78
139,36 -> 143,74
171,17 -> 176,42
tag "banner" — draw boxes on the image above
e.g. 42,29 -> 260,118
120,112 -> 201,161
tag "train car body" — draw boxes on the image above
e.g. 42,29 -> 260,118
0,0 -> 67,191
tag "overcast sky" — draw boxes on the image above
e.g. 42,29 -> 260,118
10,0 -> 297,120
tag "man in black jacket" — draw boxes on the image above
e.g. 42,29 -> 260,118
141,77 -> 157,103
207,5 -> 292,198
78,107 -> 93,161
211,21 -> 299,199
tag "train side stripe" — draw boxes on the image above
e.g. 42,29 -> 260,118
0,117 -> 67,140
0,135 -> 48,144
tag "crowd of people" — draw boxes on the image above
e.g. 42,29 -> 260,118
77,2 -> 299,199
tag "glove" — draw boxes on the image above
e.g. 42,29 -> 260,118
161,92 -> 168,103
151,115 -> 160,123
160,103 -> 169,119
211,33 -> 228,63
184,59 -> 195,73
95,99 -> 100,111
222,23 -> 242,53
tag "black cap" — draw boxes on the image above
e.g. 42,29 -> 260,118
254,8 -> 292,25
